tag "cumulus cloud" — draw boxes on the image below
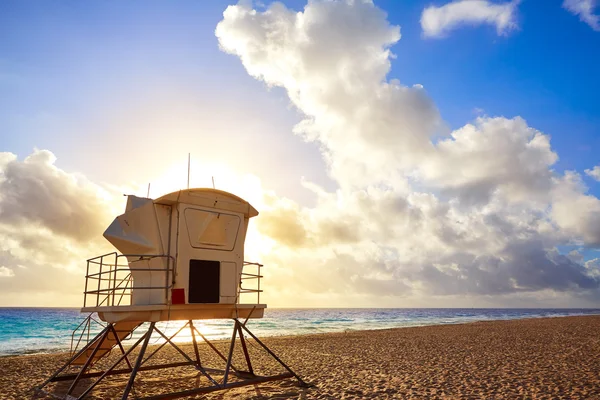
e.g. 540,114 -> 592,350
420,116 -> 557,205
585,165 -> 600,181
1,0 -> 597,307
551,171 -> 600,246
217,0 -> 441,188
563,0 -> 600,31
0,150 -> 116,305
421,0 -> 520,38
0,150 -> 112,241
586,258 -> 600,276
217,0 -> 600,306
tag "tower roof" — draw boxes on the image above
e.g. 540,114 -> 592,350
154,188 -> 259,218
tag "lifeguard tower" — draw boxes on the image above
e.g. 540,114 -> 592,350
37,189 -> 306,399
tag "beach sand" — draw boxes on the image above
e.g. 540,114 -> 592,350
1,315 -> 599,399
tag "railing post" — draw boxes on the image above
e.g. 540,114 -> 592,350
165,256 -> 169,305
84,254 -> 181,309
84,260 -> 90,308
86,317 -> 90,347
111,254 -> 117,307
97,256 -> 103,307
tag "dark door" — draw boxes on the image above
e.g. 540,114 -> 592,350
188,260 -> 220,303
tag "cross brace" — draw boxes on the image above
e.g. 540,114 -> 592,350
35,319 -> 308,399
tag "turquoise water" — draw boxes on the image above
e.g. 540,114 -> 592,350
1,308 -> 599,356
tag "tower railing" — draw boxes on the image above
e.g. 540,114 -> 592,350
240,261 -> 264,304
69,313 -> 106,356
83,253 -> 262,307
84,252 -> 175,308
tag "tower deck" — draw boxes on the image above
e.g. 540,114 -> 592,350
82,303 -> 266,323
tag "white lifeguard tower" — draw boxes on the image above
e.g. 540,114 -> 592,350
38,188 -> 306,400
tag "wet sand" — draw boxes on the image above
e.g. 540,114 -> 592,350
1,315 -> 600,399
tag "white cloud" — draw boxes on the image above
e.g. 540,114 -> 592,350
563,0 -> 600,31
1,0 -> 598,307
585,165 -> 600,181
0,266 -> 14,278
0,150 -> 117,304
586,258 -> 600,277
420,116 -> 558,205
217,0 -> 600,306
0,149 -> 114,241
421,0 -> 520,38
551,171 -> 600,246
217,0 -> 441,189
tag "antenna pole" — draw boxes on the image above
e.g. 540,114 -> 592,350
212,176 -> 215,189
147,183 -> 151,198
187,153 -> 191,190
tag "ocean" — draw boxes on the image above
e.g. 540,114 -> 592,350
1,307 -> 599,357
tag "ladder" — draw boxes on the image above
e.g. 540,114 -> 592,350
72,321 -> 142,366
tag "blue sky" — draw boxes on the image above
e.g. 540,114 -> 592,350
1,0 -> 600,307
0,0 -> 327,199
381,0 -> 600,176
1,0 -> 598,194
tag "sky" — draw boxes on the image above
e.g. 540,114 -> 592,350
0,0 -> 599,307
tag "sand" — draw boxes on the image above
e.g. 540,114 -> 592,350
1,315 -> 600,399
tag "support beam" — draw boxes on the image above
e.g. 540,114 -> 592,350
110,324 -> 133,370
139,373 -> 295,400
236,321 -> 254,375
152,323 -> 219,387
121,322 -> 155,400
141,322 -> 190,366
36,326 -> 109,392
192,326 -> 240,373
66,327 -> 109,396
76,327 -> 152,399
238,319 -> 308,387
50,362 -> 194,382
37,318 -> 308,400
222,321 -> 238,385
189,320 -> 202,367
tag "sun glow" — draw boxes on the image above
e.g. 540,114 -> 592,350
160,320 -> 228,342
141,158 -> 265,207
133,157 -> 274,263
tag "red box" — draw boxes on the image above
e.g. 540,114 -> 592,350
171,288 -> 185,305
